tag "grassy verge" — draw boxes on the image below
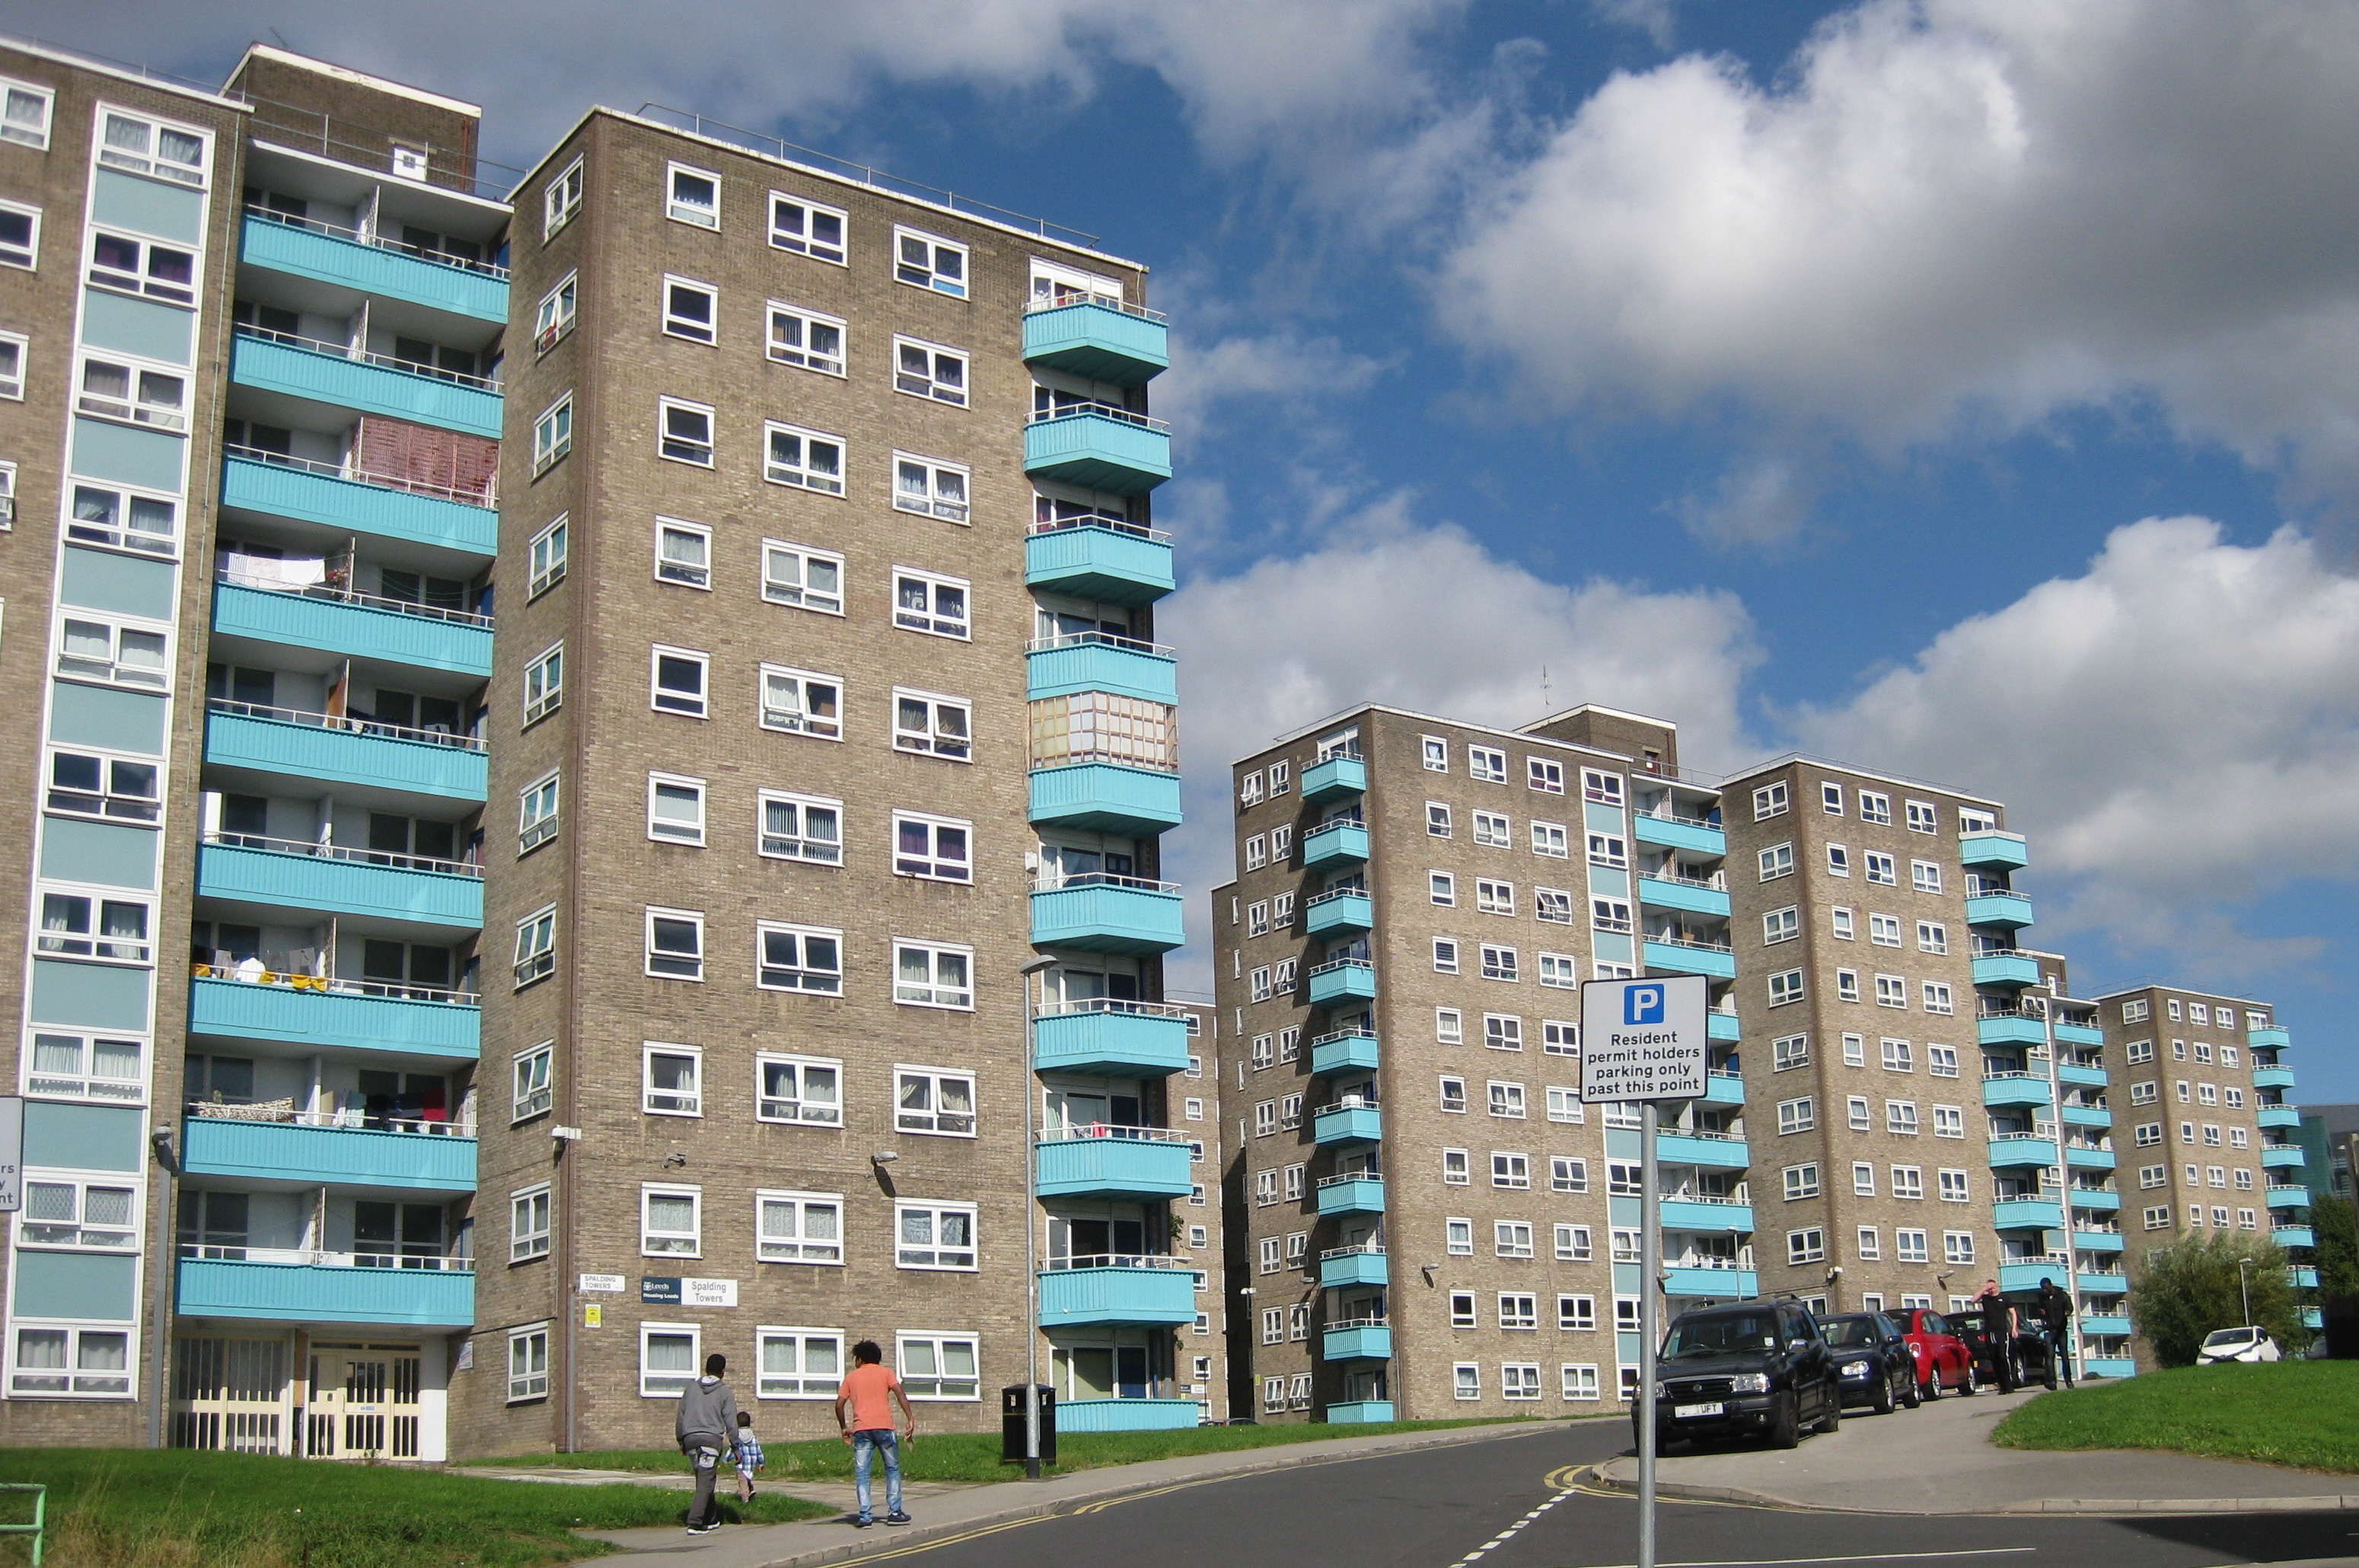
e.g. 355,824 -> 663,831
1991,1360 -> 2359,1474
507,1417 -> 1537,1484
0,1448 -> 831,1568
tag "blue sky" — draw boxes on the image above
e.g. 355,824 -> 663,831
29,1 -> 2359,1094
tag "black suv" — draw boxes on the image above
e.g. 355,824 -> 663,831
1643,1302 -> 1843,1451
1819,1311 -> 1919,1413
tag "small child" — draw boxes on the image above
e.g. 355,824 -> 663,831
733,1410 -> 764,1503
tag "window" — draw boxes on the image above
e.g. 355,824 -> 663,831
892,814 -> 972,884
1851,789 -> 1889,824
514,905 -> 556,987
1854,1163 -> 1876,1195
1530,821 -> 1572,858
894,569 -> 971,638
1545,1087 -> 1584,1124
757,924 -> 844,996
1454,1363 -> 1483,1401
897,1334 -> 982,1401
767,301 -> 846,375
1551,1156 -> 1588,1193
657,398 -> 715,466
2134,1122 -> 2163,1147
1477,878 -> 1516,916
1528,759 -> 1564,794
1865,852 -> 1897,885
758,793 -> 843,867
2127,1039 -> 2157,1064
1764,907 -> 1800,945
1556,1224 -> 1592,1261
1911,860 -> 1943,894
533,272 -> 577,354
894,455 -> 970,522
517,773 -> 564,857
1484,1014 -> 1525,1050
1591,899 -> 1632,935
894,336 -> 969,406
24,1031 -> 143,1104
1938,1168 -> 1970,1202
87,228 -> 195,304
750,1051 -> 843,1126
1759,843 -> 1794,881
1430,872 -> 1457,907
1474,811 -> 1512,847
770,192 -> 847,263
654,518 -> 712,589
1838,970 -> 1862,1002
647,773 -> 706,846
660,276 -> 718,344
1536,887 -> 1575,924
1,80 -> 53,149
1915,920 -> 1949,955
1753,782 -> 1790,820
1437,1009 -> 1465,1046
894,945 -> 974,1011
1433,939 -> 1459,974
1585,831 -> 1625,865
1887,1101 -> 1920,1136
756,541 -> 846,617
1541,1021 -> 1579,1057
1773,1034 -> 1809,1072
524,645 -> 563,724
1882,1037 -> 1914,1072
1768,970 -> 1805,1007
1608,1162 -> 1643,1197
1469,746 -> 1507,782
641,1044 -> 702,1117
1870,913 -> 1901,948
1787,1229 -> 1825,1264
645,907 -> 704,980
528,515 -> 568,598
1777,1097 -> 1815,1134
1906,800 -> 1938,833
1441,1147 -> 1471,1186
897,1203 -> 978,1270
1933,1105 -> 1965,1138
544,156 -> 585,235
507,1324 -> 550,1401
1892,1166 -> 1925,1200
14,1175 -> 139,1251
759,665 -> 843,738
1427,802 -> 1453,837
45,747 -> 159,823
510,1185 -> 552,1262
754,1327 -> 846,1401
1440,1076 -> 1468,1114
1848,1096 -> 1872,1130
764,422 -> 846,494
97,109 -> 208,184
1827,844 -> 1851,876
647,646 -> 709,718
661,161 -> 721,227
1481,945 -> 1519,982
0,332 -> 20,401
1493,1152 -> 1532,1190
1831,907 -> 1855,940
1856,1226 -> 1881,1260
1503,1363 -> 1543,1401
1784,1164 -> 1819,1200
1488,1082 -> 1527,1118
641,1185 -> 701,1257
1895,1230 -> 1930,1264
56,617 -> 166,693
2123,999 -> 2152,1023
1495,1222 -> 1535,1258
34,890 -> 151,964
1447,1291 -> 1479,1329
896,1066 -> 977,1133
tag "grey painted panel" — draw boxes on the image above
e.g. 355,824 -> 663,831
69,417 -> 185,492
24,1103 -> 145,1173
91,167 -> 204,244
28,958 -> 152,1031
80,288 -> 195,367
13,1250 -> 139,1321
59,545 -> 177,620
38,817 -> 161,891
48,684 -> 167,755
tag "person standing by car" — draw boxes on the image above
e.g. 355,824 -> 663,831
2035,1276 -> 2076,1388
676,1352 -> 740,1535
1977,1278 -> 2011,1334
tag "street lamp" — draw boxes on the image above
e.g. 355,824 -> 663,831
1018,955 -> 1058,1480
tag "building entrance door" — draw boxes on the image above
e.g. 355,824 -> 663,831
306,1343 -> 422,1458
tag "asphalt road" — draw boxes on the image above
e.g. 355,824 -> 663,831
812,1423 -> 2359,1568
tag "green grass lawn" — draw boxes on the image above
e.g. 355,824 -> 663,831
510,1417 -> 1541,1484
1991,1359 -> 2359,1474
0,1447 -> 831,1568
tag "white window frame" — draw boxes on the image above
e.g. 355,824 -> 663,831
96,106 -> 210,186
757,1052 -> 844,1127
642,1042 -> 703,1117
894,944 -> 974,1012
647,772 -> 706,846
534,272 -> 576,353
1,79 -> 56,151
894,335 -> 971,406
55,614 -> 167,692
661,273 -> 718,345
894,453 -> 971,523
649,645 -> 709,719
639,1322 -> 701,1399
666,161 -> 720,228
639,1184 -> 702,1258
763,421 -> 846,495
894,567 -> 971,639
514,904 -> 556,987
894,226 -> 969,296
512,1043 -> 554,1123
896,1201 -> 980,1270
644,907 -> 705,981
770,191 -> 849,264
757,922 -> 844,996
655,516 -> 712,590
756,1325 -> 846,1398
528,515 -> 568,597
544,156 -> 584,237
0,331 -> 22,402
523,643 -> 563,725
658,397 -> 716,467
507,1324 -> 550,1402
759,664 -> 844,739
897,1333 -> 983,1401
892,811 -> 974,883
758,792 -> 843,867
767,300 -> 846,376
510,1184 -> 552,1263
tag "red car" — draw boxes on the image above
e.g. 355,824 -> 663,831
1896,1307 -> 1978,1399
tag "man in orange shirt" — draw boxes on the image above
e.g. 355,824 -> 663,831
834,1340 -> 917,1527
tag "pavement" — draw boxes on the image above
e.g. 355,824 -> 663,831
1590,1386 -> 2359,1515
553,1418 -> 1597,1566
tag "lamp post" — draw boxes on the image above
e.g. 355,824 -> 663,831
1019,955 -> 1058,1480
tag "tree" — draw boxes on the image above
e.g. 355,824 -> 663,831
2131,1232 -> 2303,1366
2311,1195 -> 2359,1298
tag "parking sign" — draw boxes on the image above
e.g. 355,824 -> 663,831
1578,976 -> 1708,1102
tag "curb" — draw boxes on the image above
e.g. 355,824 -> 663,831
1580,1461 -> 2359,1517
575,1420 -> 1588,1566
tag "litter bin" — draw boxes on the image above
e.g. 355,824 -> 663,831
1000,1383 -> 1056,1464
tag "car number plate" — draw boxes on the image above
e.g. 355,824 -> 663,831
1673,1401 -> 1723,1418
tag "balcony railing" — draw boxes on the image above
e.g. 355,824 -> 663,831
216,561 -> 493,629
1025,289 -> 1166,323
206,697 -> 485,752
200,830 -> 481,879
1035,1122 -> 1193,1145
1311,1095 -> 1381,1119
1025,629 -> 1176,660
1321,1242 -> 1386,1261
1309,958 -> 1376,980
1028,400 -> 1170,434
186,1101 -> 474,1138
179,1243 -> 472,1271
1305,887 -> 1367,910
1027,514 -> 1171,547
244,202 -> 508,280
1030,872 -> 1181,897
186,965 -> 478,1006
1644,933 -> 1734,955
1311,1027 -> 1379,1049
1641,870 -> 1728,891
234,324 -> 502,392
1032,997 -> 1191,1022
224,443 -> 497,509
1041,1252 -> 1189,1271
1316,1171 -> 1381,1189
1637,807 -> 1723,830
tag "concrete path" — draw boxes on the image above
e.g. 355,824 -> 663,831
562,1418 -> 1591,1566
1592,1386 -> 2359,1515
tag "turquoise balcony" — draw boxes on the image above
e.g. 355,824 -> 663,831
2062,1104 -> 2112,1128
1302,754 -> 1367,805
1643,938 -> 1736,980
1031,1004 -> 1191,1077
1310,1031 -> 1380,1077
1637,875 -> 1731,919
1030,880 -> 1185,956
2255,1065 -> 2297,1091
212,582 -> 492,678
2070,1188 -> 2122,1212
1313,1103 -> 1382,1147
2073,1230 -> 2126,1253
231,331 -> 500,440
1302,821 -> 1371,869
1327,1400 -> 1395,1423
1978,1015 -> 2046,1047
2084,1357 -> 2137,1378
1959,831 -> 2029,872
2000,1261 -> 2074,1293
187,975 -> 477,1061
1984,1074 -> 2053,1109
1989,1136 -> 2058,1168
2267,1184 -> 2312,1210
196,842 -> 481,931
2249,1026 -> 2290,1051
1035,1134 -> 1194,1200
1024,524 -> 1174,606
177,1256 -> 471,1328
1965,891 -> 2035,929
241,212 -> 507,323
1633,813 -> 1725,856
1660,1198 -> 1752,1232
1308,960 -> 1378,1008
2278,1227 -> 2316,1249
2078,1272 -> 2128,1296
1028,763 -> 1182,840
1703,1072 -> 1745,1106
1037,1264 -> 1196,1327
2058,1062 -> 2108,1088
1324,1322 -> 1391,1361
1025,636 -> 1178,705
2066,1145 -> 2116,1171
1304,889 -> 1374,938
1315,1176 -> 1385,1216
1319,1247 -> 1388,1289
1992,1198 -> 2065,1229
1664,1267 -> 1758,1298
1656,1133 -> 1749,1169
221,455 -> 496,559
2080,1315 -> 2132,1337
2259,1105 -> 2300,1130
2055,1022 -> 2105,1047
183,1115 -> 474,1193
1023,409 -> 1171,495
2262,1145 -> 2307,1170
1708,1012 -> 1741,1044
206,708 -> 486,804
1972,952 -> 2041,988
1022,299 -> 1168,386
1057,1399 -> 1200,1432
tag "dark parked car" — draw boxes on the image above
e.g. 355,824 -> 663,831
1642,1301 -> 1843,1452
1819,1311 -> 1921,1413
1945,1305 -> 2023,1393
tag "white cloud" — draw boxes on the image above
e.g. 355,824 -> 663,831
1152,330 -> 1388,447
1793,516 -> 2359,970
1443,0 -> 2359,519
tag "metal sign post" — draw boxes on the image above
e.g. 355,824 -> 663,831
1581,977 -> 1708,1568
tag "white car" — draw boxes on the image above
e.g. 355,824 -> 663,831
2196,1327 -> 2281,1364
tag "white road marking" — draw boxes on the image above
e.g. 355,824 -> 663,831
1577,1550 -> 2039,1568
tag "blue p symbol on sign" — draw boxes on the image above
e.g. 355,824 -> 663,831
1625,983 -> 1666,1025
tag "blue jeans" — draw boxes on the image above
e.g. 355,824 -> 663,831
852,1429 -> 901,1519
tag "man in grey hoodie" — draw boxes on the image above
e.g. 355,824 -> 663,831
677,1353 -> 740,1534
